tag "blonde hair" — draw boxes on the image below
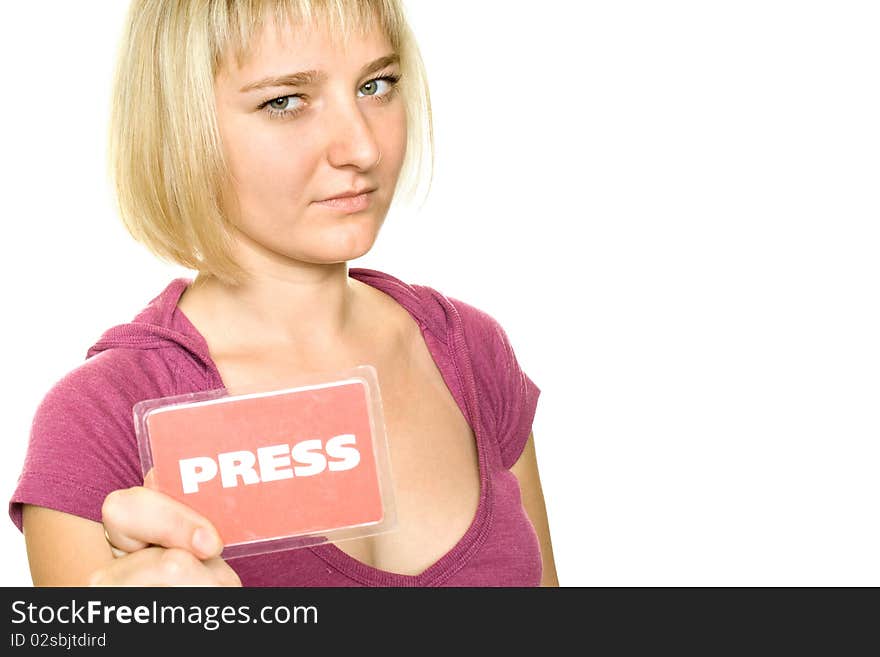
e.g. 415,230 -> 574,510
107,0 -> 434,286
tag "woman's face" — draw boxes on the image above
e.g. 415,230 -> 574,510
214,18 -> 407,267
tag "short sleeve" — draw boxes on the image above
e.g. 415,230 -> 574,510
450,297 -> 541,469
8,351 -> 151,532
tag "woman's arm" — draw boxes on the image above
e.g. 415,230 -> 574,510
510,431 -> 560,586
21,484 -> 240,587
22,505 -> 116,585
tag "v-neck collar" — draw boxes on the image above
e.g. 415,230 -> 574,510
166,267 -> 494,586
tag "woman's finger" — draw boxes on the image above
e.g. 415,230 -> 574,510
103,526 -> 129,559
101,486 -> 223,560
202,556 -> 243,587
89,547 -> 234,587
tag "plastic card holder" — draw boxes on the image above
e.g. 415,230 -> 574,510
132,364 -> 397,559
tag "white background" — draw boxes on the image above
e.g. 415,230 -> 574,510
1,1 -> 878,586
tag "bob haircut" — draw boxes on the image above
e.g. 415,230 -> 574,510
107,0 -> 434,286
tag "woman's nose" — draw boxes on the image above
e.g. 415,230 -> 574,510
323,95 -> 382,171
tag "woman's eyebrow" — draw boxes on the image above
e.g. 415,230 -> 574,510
239,53 -> 399,93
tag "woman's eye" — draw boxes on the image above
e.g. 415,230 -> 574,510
260,74 -> 401,120
260,95 -> 306,120
359,78 -> 389,96
359,74 -> 401,99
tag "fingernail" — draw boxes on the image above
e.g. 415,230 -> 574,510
192,527 -> 221,556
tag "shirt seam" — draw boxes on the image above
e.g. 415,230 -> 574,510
14,470 -> 109,498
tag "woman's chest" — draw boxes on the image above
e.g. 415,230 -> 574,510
213,333 -> 482,576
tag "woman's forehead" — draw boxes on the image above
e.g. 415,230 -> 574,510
227,13 -> 390,73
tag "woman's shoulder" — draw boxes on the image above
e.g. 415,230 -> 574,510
10,348 -> 172,531
414,286 -> 540,470
352,267 -> 511,342
30,349 -> 177,443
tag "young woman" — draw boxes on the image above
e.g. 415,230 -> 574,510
11,0 -> 558,587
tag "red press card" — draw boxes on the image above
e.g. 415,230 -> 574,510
135,368 -> 394,556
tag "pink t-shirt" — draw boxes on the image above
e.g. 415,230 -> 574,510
9,267 -> 542,586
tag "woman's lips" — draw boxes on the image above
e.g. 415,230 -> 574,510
313,191 -> 373,212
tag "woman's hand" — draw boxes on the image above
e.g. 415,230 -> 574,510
90,472 -> 241,587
